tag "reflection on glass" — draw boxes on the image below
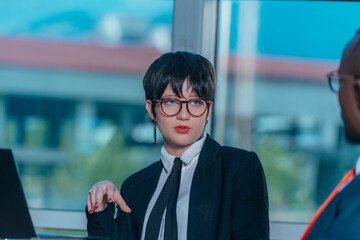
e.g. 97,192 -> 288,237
0,0 -> 173,210
216,0 -> 360,222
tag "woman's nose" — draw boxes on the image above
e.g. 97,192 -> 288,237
176,103 -> 190,120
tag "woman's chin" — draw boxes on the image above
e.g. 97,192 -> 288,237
165,137 -> 195,149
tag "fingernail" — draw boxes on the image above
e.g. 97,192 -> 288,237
95,202 -> 99,206
108,198 -> 112,202
94,207 -> 98,211
89,210 -> 93,214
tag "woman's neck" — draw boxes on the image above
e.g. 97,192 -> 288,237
163,134 -> 204,157
164,144 -> 190,157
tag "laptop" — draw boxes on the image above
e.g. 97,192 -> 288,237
0,149 -> 37,238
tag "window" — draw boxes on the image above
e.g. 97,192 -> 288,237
216,0 -> 360,222
0,0 -> 173,210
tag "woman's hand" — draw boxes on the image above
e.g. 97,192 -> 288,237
87,180 -> 132,214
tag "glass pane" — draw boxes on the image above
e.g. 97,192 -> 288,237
0,0 -> 173,210
216,0 -> 360,222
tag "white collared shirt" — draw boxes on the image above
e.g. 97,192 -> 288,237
140,133 -> 207,240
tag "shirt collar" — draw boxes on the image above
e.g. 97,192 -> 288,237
160,133 -> 207,172
355,155 -> 360,176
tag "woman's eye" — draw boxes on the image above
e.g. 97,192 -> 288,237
164,99 -> 176,105
190,100 -> 202,106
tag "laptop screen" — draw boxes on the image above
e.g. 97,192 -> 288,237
0,149 -> 37,238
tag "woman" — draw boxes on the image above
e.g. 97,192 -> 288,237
86,51 -> 269,240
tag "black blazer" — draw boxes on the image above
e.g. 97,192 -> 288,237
308,173 -> 360,240
87,135 -> 269,240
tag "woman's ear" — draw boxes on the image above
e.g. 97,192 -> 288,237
145,100 -> 155,120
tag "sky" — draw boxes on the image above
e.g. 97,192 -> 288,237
228,1 -> 360,60
1,0 -> 359,61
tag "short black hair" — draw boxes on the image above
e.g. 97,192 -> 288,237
143,51 -> 216,102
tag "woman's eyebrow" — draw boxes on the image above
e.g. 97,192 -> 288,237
161,93 -> 200,99
161,94 -> 178,98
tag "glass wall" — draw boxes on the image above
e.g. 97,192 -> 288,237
4,0 -> 360,228
216,0 -> 360,222
0,0 -> 173,210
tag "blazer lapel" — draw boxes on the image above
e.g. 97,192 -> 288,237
309,174 -> 360,238
337,173 -> 360,197
309,194 -> 340,238
130,161 -> 162,240
333,174 -> 360,218
187,135 -> 221,239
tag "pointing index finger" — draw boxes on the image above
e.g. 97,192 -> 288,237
114,191 -> 132,213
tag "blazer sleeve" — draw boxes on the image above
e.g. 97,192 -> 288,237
86,176 -> 135,240
86,202 -> 128,240
230,151 -> 269,240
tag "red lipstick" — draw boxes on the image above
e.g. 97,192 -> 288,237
175,125 -> 190,133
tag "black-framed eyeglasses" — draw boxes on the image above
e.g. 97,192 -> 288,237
153,98 -> 212,117
327,70 -> 360,93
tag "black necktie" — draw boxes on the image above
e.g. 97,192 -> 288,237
145,157 -> 183,240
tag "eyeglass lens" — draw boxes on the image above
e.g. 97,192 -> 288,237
329,76 -> 340,93
161,99 -> 207,116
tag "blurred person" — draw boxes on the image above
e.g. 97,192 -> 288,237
301,30 -> 360,239
85,51 -> 269,240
